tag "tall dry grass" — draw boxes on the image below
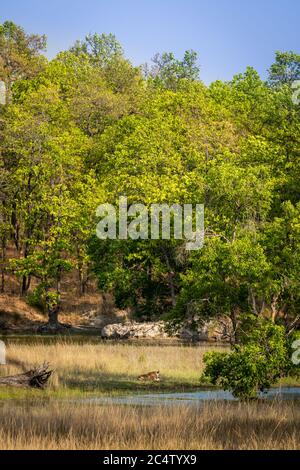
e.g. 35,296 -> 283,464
0,400 -> 299,450
1,341 -> 299,450
2,342 -> 225,392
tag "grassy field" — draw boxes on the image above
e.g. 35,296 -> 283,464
0,341 -> 223,399
0,339 -> 299,450
0,340 -> 299,399
0,399 -> 299,449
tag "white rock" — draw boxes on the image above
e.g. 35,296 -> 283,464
101,321 -> 169,339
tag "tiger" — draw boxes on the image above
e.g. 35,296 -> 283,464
138,370 -> 160,382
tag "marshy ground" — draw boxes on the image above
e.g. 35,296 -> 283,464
0,340 -> 220,398
0,338 -> 299,449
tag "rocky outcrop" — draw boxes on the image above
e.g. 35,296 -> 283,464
101,321 -> 169,339
101,317 -> 233,342
178,316 -> 233,342
90,309 -> 130,329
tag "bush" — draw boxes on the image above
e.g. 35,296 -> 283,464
202,318 -> 298,399
26,285 -> 46,311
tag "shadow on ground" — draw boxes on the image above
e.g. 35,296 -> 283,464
61,369 -> 201,395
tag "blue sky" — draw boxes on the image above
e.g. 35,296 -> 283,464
1,0 -> 299,83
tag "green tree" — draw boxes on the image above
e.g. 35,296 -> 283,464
0,21 -> 46,102
202,317 -> 299,399
70,33 -> 123,66
149,50 -> 200,89
268,51 -> 300,86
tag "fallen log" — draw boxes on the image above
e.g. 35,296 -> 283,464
0,362 -> 52,389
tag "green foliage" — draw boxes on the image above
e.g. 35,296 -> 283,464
70,32 -> 123,66
89,236 -> 181,316
268,51 -> 300,86
26,284 -> 46,311
0,21 -> 46,100
202,318 -> 299,399
149,50 -> 200,89
0,21 -> 299,332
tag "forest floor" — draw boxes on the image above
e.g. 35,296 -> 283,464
0,293 -> 105,331
0,266 -> 113,331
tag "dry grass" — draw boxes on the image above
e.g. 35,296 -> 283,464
0,292 -> 105,328
0,340 -> 299,450
1,342 -> 223,396
0,294 -> 45,327
0,400 -> 299,450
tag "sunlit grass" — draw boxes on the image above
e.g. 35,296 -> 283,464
0,341 -> 229,399
0,399 -> 299,450
0,340 -> 299,400
0,340 -> 299,450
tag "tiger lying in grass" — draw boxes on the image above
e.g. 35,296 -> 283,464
138,370 -> 160,382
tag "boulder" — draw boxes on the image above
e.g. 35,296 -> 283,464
101,321 -> 169,339
91,309 -> 130,328
101,316 -> 233,342
178,316 -> 233,342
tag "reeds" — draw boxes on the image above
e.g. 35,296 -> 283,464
0,400 -> 299,450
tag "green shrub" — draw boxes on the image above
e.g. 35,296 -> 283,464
202,318 -> 298,399
26,285 -> 46,311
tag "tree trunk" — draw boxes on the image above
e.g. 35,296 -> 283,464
162,248 -> 177,307
0,363 -> 52,388
43,288 -> 60,327
21,274 -> 31,296
48,304 -> 59,326
271,294 -> 279,322
167,272 -> 176,307
78,267 -> 88,296
0,238 -> 5,293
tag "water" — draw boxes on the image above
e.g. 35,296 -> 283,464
2,334 -> 299,406
82,387 -> 300,406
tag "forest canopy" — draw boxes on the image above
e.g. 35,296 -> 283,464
0,21 -> 299,333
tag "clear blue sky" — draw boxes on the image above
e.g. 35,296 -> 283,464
1,0 -> 299,83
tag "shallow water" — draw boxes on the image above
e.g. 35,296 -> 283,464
83,387 -> 300,406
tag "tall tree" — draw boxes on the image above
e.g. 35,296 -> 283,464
268,51 -> 300,87
0,21 -> 46,102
